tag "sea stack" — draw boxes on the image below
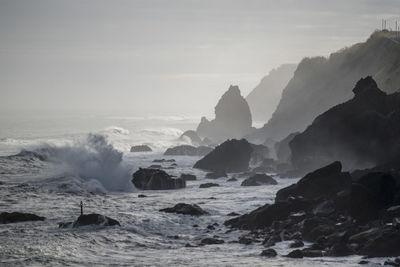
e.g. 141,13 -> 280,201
196,85 -> 254,143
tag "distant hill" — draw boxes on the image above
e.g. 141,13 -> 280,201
246,64 -> 297,123
250,31 -> 400,142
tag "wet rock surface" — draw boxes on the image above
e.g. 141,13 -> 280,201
241,174 -> 277,186
160,203 -> 208,216
0,212 -> 45,224
132,168 -> 186,190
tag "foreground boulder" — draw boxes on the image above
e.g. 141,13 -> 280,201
164,145 -> 213,156
241,174 -> 277,186
196,85 -> 254,143
160,203 -> 208,216
225,160 -> 400,258
194,139 -> 253,172
0,212 -> 45,224
275,161 -> 351,202
180,174 -> 196,181
132,168 -> 186,190
130,145 -> 152,152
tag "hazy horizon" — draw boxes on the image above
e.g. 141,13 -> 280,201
1,0 -> 400,117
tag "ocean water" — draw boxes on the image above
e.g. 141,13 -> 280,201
0,111 -> 384,266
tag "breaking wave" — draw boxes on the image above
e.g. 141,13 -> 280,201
25,134 -> 134,192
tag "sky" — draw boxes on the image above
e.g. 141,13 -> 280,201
1,0 -> 400,117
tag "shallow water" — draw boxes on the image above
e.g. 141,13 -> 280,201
0,114 -> 387,266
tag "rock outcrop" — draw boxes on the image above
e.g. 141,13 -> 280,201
164,145 -> 213,156
246,64 -> 297,122
290,76 -> 400,173
131,168 -> 186,190
225,160 -> 400,258
130,145 -> 152,152
193,139 -> 253,173
159,203 -> 208,216
241,174 -> 277,186
251,31 -> 400,142
196,85 -> 254,142
0,212 -> 45,224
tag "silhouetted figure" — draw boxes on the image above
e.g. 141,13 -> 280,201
80,201 -> 83,216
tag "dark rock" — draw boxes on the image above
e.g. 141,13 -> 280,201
327,243 -> 353,257
225,198 -> 312,230
180,174 -> 197,181
148,164 -> 162,169
227,212 -> 240,216
260,248 -> 277,257
196,85 -> 254,143
383,205 -> 400,222
358,260 -> 369,265
130,145 -> 152,152
58,222 -> 73,228
285,249 -> 303,258
159,203 -> 208,216
72,213 -> 120,228
351,172 -> 396,222
301,249 -> 324,258
200,237 -> 225,245
132,168 -> 186,190
164,145 -> 213,156
276,161 -> 351,202
206,171 -> 227,179
290,76 -> 400,172
359,228 -> 400,257
138,194 -> 147,198
238,236 -> 253,245
207,224 -> 215,230
199,183 -> 219,189
227,177 -> 237,182
185,243 -> 196,247
241,174 -> 277,186
0,212 -> 45,224
289,240 -> 304,248
193,139 -> 253,173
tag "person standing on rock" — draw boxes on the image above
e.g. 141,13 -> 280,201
80,201 -> 83,216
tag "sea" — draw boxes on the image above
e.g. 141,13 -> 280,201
0,110 -> 385,266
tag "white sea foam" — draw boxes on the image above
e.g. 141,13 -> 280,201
28,134 -> 134,192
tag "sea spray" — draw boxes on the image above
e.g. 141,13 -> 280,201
29,133 -> 134,192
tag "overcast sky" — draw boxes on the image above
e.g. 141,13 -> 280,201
1,0 -> 399,116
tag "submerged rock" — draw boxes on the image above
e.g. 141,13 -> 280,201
0,212 -> 45,224
164,145 -> 213,156
180,174 -> 197,181
194,139 -> 253,173
261,248 -> 278,257
241,174 -> 277,186
206,171 -> 227,179
130,145 -> 152,152
159,203 -> 208,216
200,237 -> 225,245
199,183 -> 219,188
132,168 -> 186,190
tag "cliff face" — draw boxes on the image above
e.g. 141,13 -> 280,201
253,31 -> 400,142
290,76 -> 400,173
196,85 -> 253,143
246,64 -> 297,123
